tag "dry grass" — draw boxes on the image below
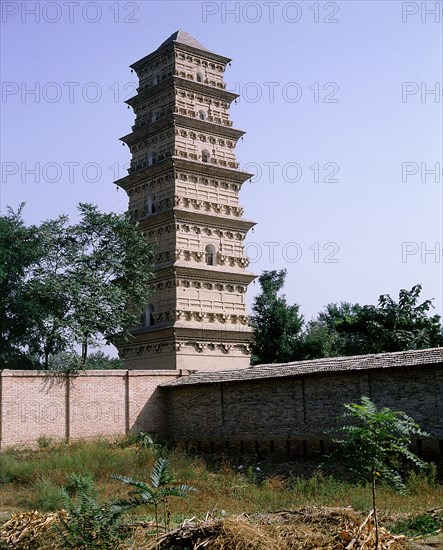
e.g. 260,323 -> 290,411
0,436 -> 442,525
1,508 -> 411,550
121,508 -> 410,550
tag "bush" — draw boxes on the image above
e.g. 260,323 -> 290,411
391,512 -> 442,536
56,474 -> 130,549
29,478 -> 61,511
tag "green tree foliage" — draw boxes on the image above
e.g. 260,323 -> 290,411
47,350 -> 124,372
250,270 -> 304,364
0,205 -> 41,368
84,350 -> 124,370
0,204 -> 154,369
304,285 -> 443,358
330,397 -> 428,548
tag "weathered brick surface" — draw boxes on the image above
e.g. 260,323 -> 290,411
0,370 -> 178,449
1,353 -> 442,455
1,371 -> 67,448
163,365 -> 443,454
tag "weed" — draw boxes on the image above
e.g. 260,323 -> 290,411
36,435 -> 54,449
391,512 -> 442,536
28,479 -> 62,511
56,474 -> 130,549
112,457 -> 196,536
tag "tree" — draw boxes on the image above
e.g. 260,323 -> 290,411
250,270 -> 304,364
302,302 -> 365,358
60,203 -> 155,366
330,397 -> 428,549
0,203 -> 155,369
25,214 -> 81,367
0,205 -> 41,368
303,285 -> 443,359
47,350 -> 124,372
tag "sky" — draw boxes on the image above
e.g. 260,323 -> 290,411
1,0 -> 442,336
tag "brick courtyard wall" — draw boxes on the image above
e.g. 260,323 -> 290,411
0,369 -> 179,449
163,364 -> 443,457
2,363 -> 442,456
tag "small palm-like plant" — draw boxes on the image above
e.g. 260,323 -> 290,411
57,474 -> 131,549
330,397 -> 429,549
112,457 -> 195,536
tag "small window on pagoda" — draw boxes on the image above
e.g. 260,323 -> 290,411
201,149 -> 210,163
151,109 -> 160,122
147,193 -> 156,215
144,304 -> 155,327
154,74 -> 161,85
205,244 -> 216,266
196,72 -> 203,83
199,110 -> 206,121
148,151 -> 157,166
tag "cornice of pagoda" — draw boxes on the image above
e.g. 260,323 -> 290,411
173,157 -> 253,183
130,42 -> 232,75
114,158 -> 173,190
118,330 -> 253,359
119,115 -> 172,145
126,75 -> 238,109
173,76 -> 239,102
174,114 -> 245,139
138,207 -> 255,232
120,114 -> 245,146
148,265 -> 256,285
174,265 -> 256,284
114,157 -> 253,190
173,208 -> 256,231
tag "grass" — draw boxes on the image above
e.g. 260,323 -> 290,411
391,512 -> 442,536
0,436 -> 442,526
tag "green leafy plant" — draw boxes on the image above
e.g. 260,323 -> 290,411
112,457 -> 195,536
329,396 -> 429,549
56,473 -> 131,549
135,432 -> 163,455
391,512 -> 442,537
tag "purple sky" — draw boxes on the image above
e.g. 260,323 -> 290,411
1,1 -> 442,347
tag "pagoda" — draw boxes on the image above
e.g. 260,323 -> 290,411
115,30 -> 256,371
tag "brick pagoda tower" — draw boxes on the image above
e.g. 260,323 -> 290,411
115,30 -> 256,371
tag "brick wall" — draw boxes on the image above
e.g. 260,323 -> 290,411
1,364 -> 442,456
162,364 -> 443,456
0,369 -> 179,449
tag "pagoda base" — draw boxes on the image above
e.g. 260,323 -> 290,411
117,326 -> 253,372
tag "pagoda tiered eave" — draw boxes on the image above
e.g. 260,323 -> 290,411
137,208 -> 256,232
151,265 -> 257,284
114,157 -> 253,191
131,42 -> 232,74
120,115 -> 245,146
125,76 -> 239,108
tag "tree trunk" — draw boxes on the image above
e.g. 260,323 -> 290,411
81,338 -> 88,367
372,468 -> 379,550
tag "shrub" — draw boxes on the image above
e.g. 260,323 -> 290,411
56,474 -> 130,549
